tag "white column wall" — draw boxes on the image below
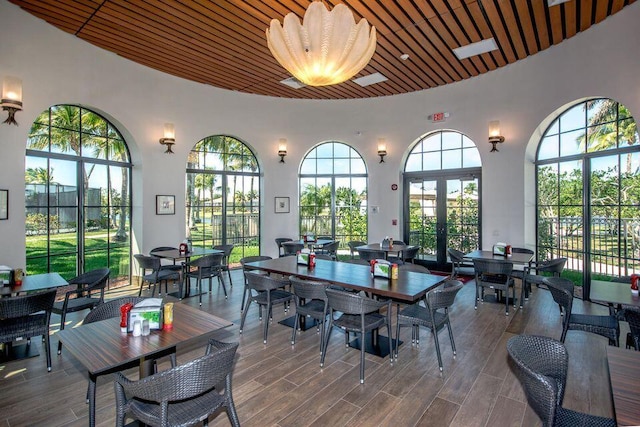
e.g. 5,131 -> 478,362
0,1 -> 639,267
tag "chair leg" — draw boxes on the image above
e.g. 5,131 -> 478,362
291,312 -> 299,345
520,279 -> 526,308
321,318 -> 333,367
57,312 -> 67,355
219,275 -> 228,299
394,321 -> 401,359
432,326 -> 443,372
240,284 -> 248,313
225,374 -> 241,427
44,333 -> 52,371
263,304 -> 270,344
359,333 -> 366,384
239,299 -> 251,334
198,277 -> 203,306
387,321 -> 392,365
447,320 -> 457,357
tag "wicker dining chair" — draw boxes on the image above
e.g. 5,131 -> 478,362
114,339 -> 240,427
447,248 -> 475,278
0,289 -> 56,371
473,259 -> 516,315
83,296 -> 176,427
53,267 -> 110,355
395,280 -> 463,372
317,240 -> 340,260
347,240 -> 366,259
321,288 -> 393,384
624,307 -> 640,350
520,257 -> 567,308
543,277 -> 619,346
357,249 -> 385,263
185,253 -> 226,306
289,276 -> 330,351
213,244 -> 234,287
275,238 -> 293,257
239,272 -> 293,344
135,254 -> 181,298
507,335 -> 616,427
239,256 -> 271,313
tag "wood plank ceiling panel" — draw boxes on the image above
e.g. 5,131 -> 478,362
7,0 -> 636,99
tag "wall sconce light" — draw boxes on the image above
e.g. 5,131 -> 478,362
488,120 -> 505,152
159,123 -> 175,153
278,138 -> 287,163
1,76 -> 23,126
377,138 -> 387,163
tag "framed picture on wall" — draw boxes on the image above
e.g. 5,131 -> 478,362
156,195 -> 175,215
274,197 -> 290,214
0,190 -> 7,220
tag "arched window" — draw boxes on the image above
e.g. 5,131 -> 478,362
25,105 -> 132,282
186,135 -> 260,262
536,98 -> 640,293
299,142 -> 367,249
403,130 -> 481,270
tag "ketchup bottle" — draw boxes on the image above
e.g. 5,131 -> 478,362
120,303 -> 133,333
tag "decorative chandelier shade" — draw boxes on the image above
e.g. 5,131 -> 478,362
266,1 -> 377,87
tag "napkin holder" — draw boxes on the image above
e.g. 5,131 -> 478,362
297,249 -> 311,266
493,242 -> 507,256
128,298 -> 164,332
372,259 -> 392,279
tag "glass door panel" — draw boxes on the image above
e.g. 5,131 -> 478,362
407,179 -> 438,262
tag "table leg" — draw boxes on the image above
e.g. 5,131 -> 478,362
88,373 -> 97,427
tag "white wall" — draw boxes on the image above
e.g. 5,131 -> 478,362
0,1 -> 639,267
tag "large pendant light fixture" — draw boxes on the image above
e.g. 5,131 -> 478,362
266,1 -> 377,87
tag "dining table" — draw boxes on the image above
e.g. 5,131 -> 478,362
607,345 -> 640,426
297,238 -> 335,250
245,257 -> 447,357
590,279 -> 640,313
355,242 -> 410,260
151,247 -> 223,298
57,301 -> 232,427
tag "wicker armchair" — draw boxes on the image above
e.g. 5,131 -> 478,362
447,248 -> 475,278
398,263 -> 430,273
473,259 -> 516,315
185,253 -> 226,306
83,297 -> 176,427
321,288 -> 393,384
520,257 -> 566,308
213,244 -> 234,286
507,335 -> 616,427
347,240 -> 366,259
281,241 -> 304,257
544,277 -> 619,346
114,339 -> 240,427
239,256 -> 272,313
395,280 -> 463,371
317,240 -> 340,260
624,307 -> 640,350
289,276 -> 330,350
357,249 -> 385,263
135,255 -> 181,298
0,289 -> 56,371
150,246 -> 184,276
275,238 -> 293,257
239,271 -> 293,344
53,267 -> 110,355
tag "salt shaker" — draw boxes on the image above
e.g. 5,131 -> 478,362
132,320 -> 142,337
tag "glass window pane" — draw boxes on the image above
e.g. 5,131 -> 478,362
462,147 -> 481,167
50,128 -> 81,155
560,129 -> 584,157
560,104 -> 586,132
618,118 -> 639,148
110,139 -> 128,162
442,149 -> 461,169
82,135 -> 107,159
558,160 -> 582,204
422,134 -> 441,151
51,105 -> 80,131
81,110 -> 107,136
27,123 -> 50,151
300,158 -> 316,174
350,158 -> 366,174
586,99 -> 610,126
538,135 -> 558,160
546,119 -> 559,135
405,153 -> 421,172
423,151 -> 441,170
442,132 -> 461,150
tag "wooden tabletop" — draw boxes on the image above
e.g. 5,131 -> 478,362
464,250 -> 534,265
57,302 -> 232,375
245,257 -> 446,302
151,247 -> 222,261
0,272 -> 68,296
356,243 -> 410,253
607,346 -> 640,426
590,280 -> 640,308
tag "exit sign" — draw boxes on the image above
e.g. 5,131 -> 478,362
428,112 -> 449,122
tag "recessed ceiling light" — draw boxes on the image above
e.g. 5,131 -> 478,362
352,72 -> 388,87
453,38 -> 498,60
280,77 -> 306,89
548,0 -> 571,6
400,54 -> 410,61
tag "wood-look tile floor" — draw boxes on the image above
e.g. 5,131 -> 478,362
0,269 -> 620,427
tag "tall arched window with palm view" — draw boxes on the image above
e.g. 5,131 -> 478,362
25,105 -> 132,284
536,98 -> 640,297
186,135 -> 260,263
299,142 -> 367,252
403,130 -> 481,271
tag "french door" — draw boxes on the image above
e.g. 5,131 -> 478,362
403,170 -> 481,271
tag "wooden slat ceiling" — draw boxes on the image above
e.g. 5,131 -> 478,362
10,0 -> 635,99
